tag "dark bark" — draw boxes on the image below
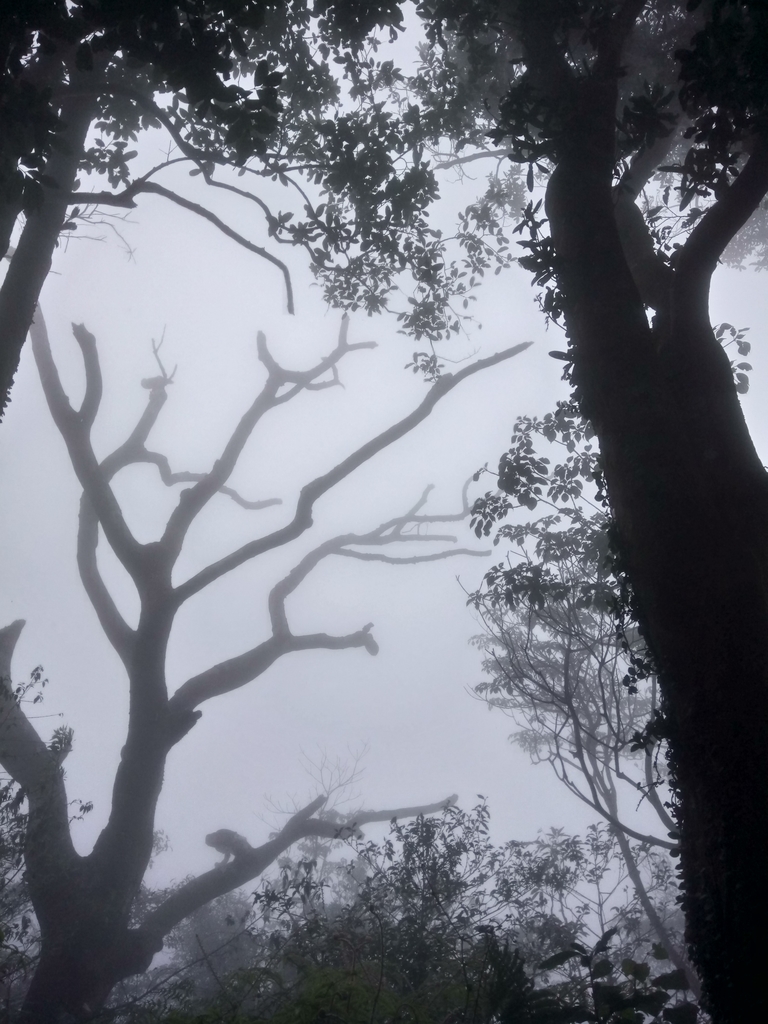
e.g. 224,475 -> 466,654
533,37 -> 768,1024
0,91 -> 96,420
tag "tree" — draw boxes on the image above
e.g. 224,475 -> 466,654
0,770 -> 38,1015
469,407 -> 697,993
396,4 -> 768,1019
0,306 -> 528,1020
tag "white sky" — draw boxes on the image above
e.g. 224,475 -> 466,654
1,108 -> 767,893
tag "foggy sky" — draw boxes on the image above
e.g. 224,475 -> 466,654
1,114 -> 766,890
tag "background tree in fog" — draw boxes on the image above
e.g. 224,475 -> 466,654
0,308 -> 527,1019
469,405 -> 696,993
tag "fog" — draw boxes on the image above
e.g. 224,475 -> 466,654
1,121 -> 767,893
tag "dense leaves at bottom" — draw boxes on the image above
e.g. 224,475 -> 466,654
92,805 -> 702,1024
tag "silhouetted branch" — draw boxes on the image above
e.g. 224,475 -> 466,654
675,134 -> 768,301
173,341 -> 533,604
170,486 -> 492,711
0,621 -> 78,872
136,182 -> 295,314
135,451 -> 282,511
77,495 -> 136,664
433,148 -> 514,170
160,317 -> 377,558
138,793 -> 456,944
30,311 -> 145,580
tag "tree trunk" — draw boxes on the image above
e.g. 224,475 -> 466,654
19,922 -> 156,1022
545,121 -> 768,1023
0,90 -> 94,419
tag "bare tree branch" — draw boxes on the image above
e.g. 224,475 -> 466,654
30,311 -> 146,582
132,182 -> 295,314
133,451 -> 282,511
160,318 -> 377,562
137,793 -> 456,944
170,486 -> 488,712
76,494 -> 136,665
173,342 -> 533,604
0,621 -> 77,870
433,148 -> 515,170
613,825 -> 700,996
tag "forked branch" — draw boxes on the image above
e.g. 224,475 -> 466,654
170,484 -> 490,712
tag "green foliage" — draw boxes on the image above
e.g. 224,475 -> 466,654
0,776 -> 35,1008
468,399 -> 666,699
5,1 -> 768,352
118,806 -> 699,1024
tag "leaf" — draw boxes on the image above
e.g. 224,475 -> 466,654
622,958 -> 650,981
539,948 -> 582,970
593,927 -> 618,954
653,969 -> 690,991
592,959 -> 612,978
663,1004 -> 699,1024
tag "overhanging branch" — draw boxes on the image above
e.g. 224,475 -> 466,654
133,182 -> 295,314
137,793 -> 456,944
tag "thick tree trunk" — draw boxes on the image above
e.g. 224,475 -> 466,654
546,132 -> 768,1023
0,90 -> 94,419
20,922 -> 156,1022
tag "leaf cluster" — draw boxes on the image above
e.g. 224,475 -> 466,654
114,807 -> 700,1024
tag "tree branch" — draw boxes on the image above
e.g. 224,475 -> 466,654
169,485 -> 494,712
675,134 -> 768,303
594,0 -> 648,73
613,826 -> 700,996
131,182 -> 295,314
173,342 -> 533,605
614,125 -> 680,310
30,313 -> 146,582
76,494 -> 136,665
137,793 -> 456,943
0,622 -> 77,868
433,148 -> 515,170
159,318 -> 376,563
134,451 -> 282,511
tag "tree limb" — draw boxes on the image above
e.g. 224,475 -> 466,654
0,621 -> 77,868
675,134 -> 768,304
159,319 -> 376,563
77,494 -> 136,665
170,486 -> 494,711
132,182 -> 295,314
594,0 -> 648,73
433,148 -> 515,170
613,826 -> 700,996
173,342 -> 533,605
133,451 -> 282,511
30,312 -> 147,582
137,793 -> 456,943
